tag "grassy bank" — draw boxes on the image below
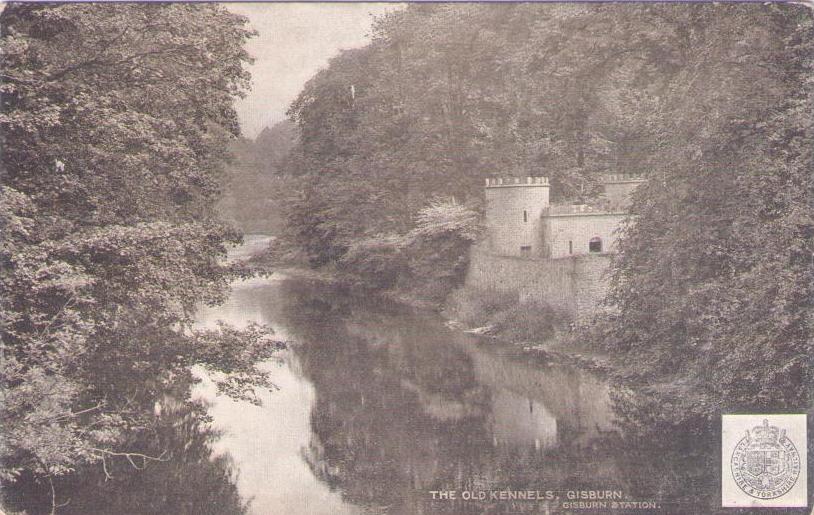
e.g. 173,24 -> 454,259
441,285 -> 613,376
443,287 -> 567,344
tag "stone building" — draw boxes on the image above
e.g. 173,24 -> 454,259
466,174 -> 644,319
483,174 -> 644,258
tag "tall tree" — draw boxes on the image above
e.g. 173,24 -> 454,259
219,120 -> 299,233
1,3 -> 279,489
595,4 -> 814,424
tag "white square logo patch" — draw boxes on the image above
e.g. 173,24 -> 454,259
722,414 -> 807,508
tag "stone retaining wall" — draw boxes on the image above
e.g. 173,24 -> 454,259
465,243 -> 612,319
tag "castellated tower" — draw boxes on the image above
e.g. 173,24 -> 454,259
470,172 -> 646,320
484,177 -> 550,257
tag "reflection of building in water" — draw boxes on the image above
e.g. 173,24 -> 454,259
341,304 -> 616,451
462,343 -> 617,448
282,280 -> 625,512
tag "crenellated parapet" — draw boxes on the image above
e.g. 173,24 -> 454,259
545,204 -> 601,215
544,202 -> 631,216
603,173 -> 646,183
485,176 -> 549,188
474,170 -> 645,317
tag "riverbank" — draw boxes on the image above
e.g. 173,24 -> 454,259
282,275 -> 608,373
243,246 -> 445,312
442,284 -> 613,374
195,273 -> 643,515
238,236 -> 608,371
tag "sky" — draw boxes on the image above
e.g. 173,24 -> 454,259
228,3 -> 400,139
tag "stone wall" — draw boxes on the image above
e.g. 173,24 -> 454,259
465,243 -> 612,320
542,211 -> 626,259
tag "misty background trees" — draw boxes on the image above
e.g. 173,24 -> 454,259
218,120 -> 298,233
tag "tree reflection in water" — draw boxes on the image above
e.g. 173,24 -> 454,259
273,279 -> 810,515
5,277 -> 810,514
3,371 -> 249,515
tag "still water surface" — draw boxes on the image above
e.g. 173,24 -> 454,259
190,272 -> 629,514
5,237 -> 739,514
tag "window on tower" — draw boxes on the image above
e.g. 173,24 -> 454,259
523,210 -> 528,222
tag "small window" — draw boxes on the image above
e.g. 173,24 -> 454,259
568,241 -> 573,254
520,246 -> 531,254
589,237 -> 602,253
523,210 -> 528,223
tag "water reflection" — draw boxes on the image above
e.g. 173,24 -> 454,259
10,273 -> 803,514
193,276 -> 633,514
3,373 -> 249,515
195,276 -> 356,515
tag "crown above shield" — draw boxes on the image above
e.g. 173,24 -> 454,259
749,419 -> 781,445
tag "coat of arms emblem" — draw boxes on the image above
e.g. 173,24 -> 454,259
730,419 -> 801,499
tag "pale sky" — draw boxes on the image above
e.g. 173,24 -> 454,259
228,3 -> 400,139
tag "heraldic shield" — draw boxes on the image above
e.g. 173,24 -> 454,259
723,414 -> 806,507
735,419 -> 798,493
745,449 -> 786,479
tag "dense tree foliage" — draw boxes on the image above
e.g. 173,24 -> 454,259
336,198 -> 480,302
594,5 -> 814,424
278,3 -> 813,418
4,373 -> 250,515
0,3 -> 280,494
278,4 -> 810,292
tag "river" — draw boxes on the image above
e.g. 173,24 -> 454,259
191,272 -> 621,514
3,237 -> 738,514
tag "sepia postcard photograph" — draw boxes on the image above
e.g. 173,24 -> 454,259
0,1 -> 812,514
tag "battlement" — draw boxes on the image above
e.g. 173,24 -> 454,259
544,201 -> 627,216
485,176 -> 549,188
603,173 -> 646,183
545,204 -> 602,215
